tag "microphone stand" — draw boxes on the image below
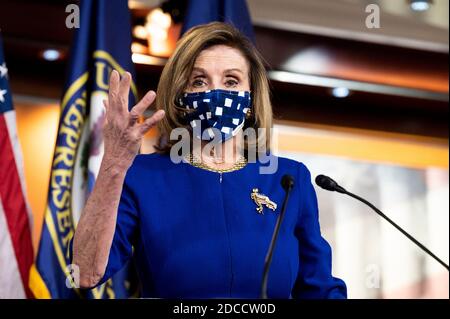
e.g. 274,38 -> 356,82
260,175 -> 294,299
344,189 -> 449,271
316,175 -> 449,271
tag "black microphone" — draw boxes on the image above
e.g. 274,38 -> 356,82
260,174 -> 295,299
315,174 -> 449,271
315,174 -> 346,193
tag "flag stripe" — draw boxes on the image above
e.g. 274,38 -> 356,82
0,112 -> 34,298
28,264 -> 51,299
4,111 -> 34,226
0,200 -> 26,298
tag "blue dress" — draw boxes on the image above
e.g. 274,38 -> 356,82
97,152 -> 347,298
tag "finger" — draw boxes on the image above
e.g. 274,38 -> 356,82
103,98 -> 117,121
139,109 -> 165,135
102,99 -> 109,110
102,99 -> 111,121
108,70 -> 120,96
119,72 -> 131,99
132,90 -> 156,117
108,70 -> 120,111
101,100 -> 109,129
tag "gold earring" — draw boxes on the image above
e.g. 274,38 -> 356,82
245,108 -> 252,119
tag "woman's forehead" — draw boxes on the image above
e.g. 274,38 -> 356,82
193,45 -> 249,72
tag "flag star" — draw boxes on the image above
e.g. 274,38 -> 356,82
0,89 -> 7,103
0,63 -> 7,78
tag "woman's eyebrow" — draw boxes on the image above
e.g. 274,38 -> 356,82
223,68 -> 243,74
192,67 -> 207,74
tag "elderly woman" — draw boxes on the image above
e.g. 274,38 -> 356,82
72,22 -> 346,299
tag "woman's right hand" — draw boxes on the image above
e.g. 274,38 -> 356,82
102,70 -> 165,170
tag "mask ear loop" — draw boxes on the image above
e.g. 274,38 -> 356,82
245,103 -> 257,127
245,91 -> 255,123
242,104 -> 255,161
245,107 -> 252,119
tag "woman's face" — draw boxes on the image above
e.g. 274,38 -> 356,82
186,44 -> 250,93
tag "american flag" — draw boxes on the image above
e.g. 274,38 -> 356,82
0,35 -> 34,298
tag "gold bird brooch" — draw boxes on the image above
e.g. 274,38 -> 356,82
251,188 -> 277,214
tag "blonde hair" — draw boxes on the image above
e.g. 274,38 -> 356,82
155,22 -> 272,153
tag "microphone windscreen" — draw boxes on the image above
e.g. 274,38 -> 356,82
281,174 -> 295,191
315,174 -> 336,191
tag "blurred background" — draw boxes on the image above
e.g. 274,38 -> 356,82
0,0 -> 448,298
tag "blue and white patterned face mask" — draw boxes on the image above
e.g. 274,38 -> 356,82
177,89 -> 251,142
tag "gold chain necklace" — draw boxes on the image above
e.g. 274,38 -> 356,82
186,153 -> 247,174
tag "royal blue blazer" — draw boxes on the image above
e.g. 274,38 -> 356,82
96,153 -> 347,298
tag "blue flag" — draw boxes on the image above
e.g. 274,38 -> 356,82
29,0 -> 139,299
181,0 -> 255,43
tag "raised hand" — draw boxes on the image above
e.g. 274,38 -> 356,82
102,70 -> 165,168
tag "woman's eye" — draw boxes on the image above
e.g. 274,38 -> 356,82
192,79 -> 206,87
225,79 -> 239,87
